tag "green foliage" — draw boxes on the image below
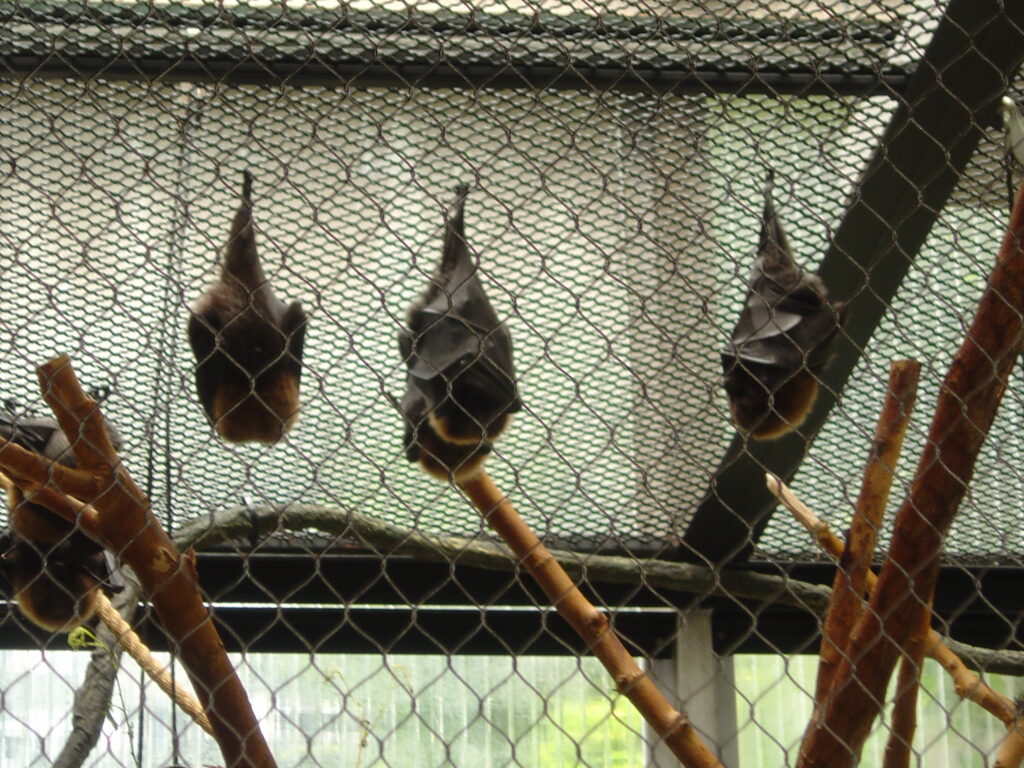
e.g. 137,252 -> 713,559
734,655 -> 1015,767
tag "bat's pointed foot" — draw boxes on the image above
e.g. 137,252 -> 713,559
242,170 -> 254,205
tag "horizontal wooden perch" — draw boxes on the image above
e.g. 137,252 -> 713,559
170,500 -> 1024,674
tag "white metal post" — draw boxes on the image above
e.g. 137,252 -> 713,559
646,609 -> 739,767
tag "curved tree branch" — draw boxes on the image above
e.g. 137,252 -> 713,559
0,357 -> 278,768
174,502 -> 1024,675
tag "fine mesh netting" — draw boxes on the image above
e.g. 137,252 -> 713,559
1,1 -> 1024,767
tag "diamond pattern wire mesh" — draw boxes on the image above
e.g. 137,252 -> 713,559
1,0 -> 1023,766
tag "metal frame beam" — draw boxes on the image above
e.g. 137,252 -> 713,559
682,0 -> 1024,564
0,1 -> 905,95
0,556 -> 1019,655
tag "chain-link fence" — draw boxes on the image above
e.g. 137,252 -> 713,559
1,0 -> 1024,766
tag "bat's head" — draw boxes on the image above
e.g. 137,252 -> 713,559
399,388 -> 493,482
722,358 -> 818,439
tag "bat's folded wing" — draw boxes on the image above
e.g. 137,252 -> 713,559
187,308 -> 224,424
403,314 -> 519,409
281,300 -> 308,383
403,314 -> 486,383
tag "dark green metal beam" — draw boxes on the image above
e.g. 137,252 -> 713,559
681,0 -> 1024,565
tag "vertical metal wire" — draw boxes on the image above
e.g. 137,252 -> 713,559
138,82 -> 200,767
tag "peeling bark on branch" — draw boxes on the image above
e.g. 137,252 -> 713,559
798,179 -> 1024,768
0,356 -> 277,768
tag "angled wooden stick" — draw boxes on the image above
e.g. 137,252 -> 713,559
798,176 -> 1024,767
995,716 -> 1024,768
460,471 -> 725,768
814,360 -> 920,704
0,356 -> 277,768
768,475 -> 1017,726
93,592 -> 214,736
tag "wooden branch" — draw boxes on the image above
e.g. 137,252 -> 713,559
883,598 -> 931,768
19,482 -> 103,540
769,476 -> 1018,725
175,502 -> 833,614
780,472 -> 1024,767
943,641 -> 1024,676
167,500 -> 1024,674
927,641 -> 1016,725
460,471 -> 725,768
996,714 -> 1024,768
93,592 -> 214,735
0,357 -> 277,768
798,176 -> 1024,767
814,360 -> 920,704
0,441 -> 99,500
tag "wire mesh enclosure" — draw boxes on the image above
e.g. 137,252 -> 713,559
2,0 -> 1024,766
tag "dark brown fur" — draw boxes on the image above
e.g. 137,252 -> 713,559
1,473 -> 104,633
188,171 -> 307,444
398,185 -> 521,479
722,171 -> 845,439
726,368 -> 819,439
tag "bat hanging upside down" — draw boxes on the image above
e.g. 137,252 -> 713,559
188,171 -> 308,444
398,184 -> 522,481
721,171 -> 846,440
0,399 -> 121,632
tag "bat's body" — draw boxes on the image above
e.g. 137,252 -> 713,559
188,172 -> 307,444
398,185 -> 521,481
0,533 -> 106,632
399,388 -> 492,482
721,172 -> 845,439
0,405 -> 120,631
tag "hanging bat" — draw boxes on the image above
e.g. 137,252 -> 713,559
0,530 -> 108,632
0,400 -> 121,631
398,184 -> 521,481
721,171 -> 845,440
188,171 -> 307,444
